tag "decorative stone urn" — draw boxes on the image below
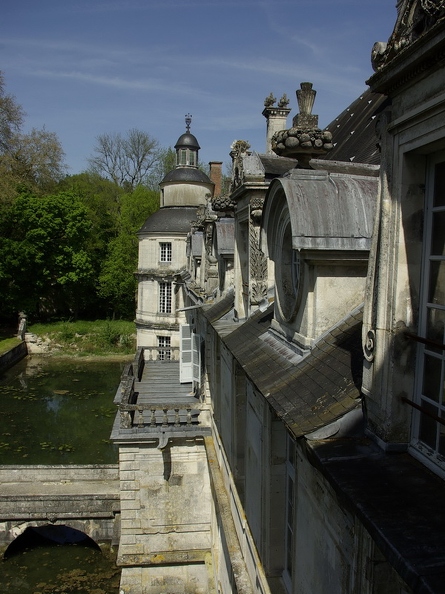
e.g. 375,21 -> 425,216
271,82 -> 333,168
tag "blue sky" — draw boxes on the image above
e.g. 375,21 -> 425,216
1,0 -> 396,175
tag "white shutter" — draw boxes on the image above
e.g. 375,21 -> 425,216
180,324 -> 192,383
192,332 -> 200,386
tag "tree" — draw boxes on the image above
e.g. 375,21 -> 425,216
145,146 -> 176,190
88,129 -> 162,190
0,71 -> 67,205
0,71 -> 24,153
5,127 -> 66,191
98,186 -> 159,318
0,191 -> 95,320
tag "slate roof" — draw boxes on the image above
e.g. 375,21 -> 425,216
138,207 -> 198,235
319,88 -> 390,165
175,132 -> 200,150
202,290 -> 235,325
214,304 -> 363,438
161,167 -> 212,184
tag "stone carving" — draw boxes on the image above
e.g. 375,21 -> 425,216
271,83 -> 333,168
278,93 -> 290,108
17,311 -> 27,340
211,194 -> 235,211
371,0 -> 445,71
363,329 -> 376,362
230,140 -> 251,191
264,93 -> 276,107
249,224 -> 268,304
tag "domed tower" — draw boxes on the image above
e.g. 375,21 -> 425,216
136,116 -> 214,357
160,114 -> 214,207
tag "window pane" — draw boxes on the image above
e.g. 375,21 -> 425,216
422,354 -> 442,402
419,399 -> 438,450
438,418 -> 445,456
431,211 -> 445,256
426,307 -> 445,346
160,242 -> 172,262
286,526 -> 293,575
433,161 -> 445,207
287,476 -> 294,526
157,336 -> 171,361
159,282 -> 172,313
428,261 -> 445,305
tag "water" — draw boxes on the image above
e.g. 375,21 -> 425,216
0,356 -> 127,464
0,542 -> 121,593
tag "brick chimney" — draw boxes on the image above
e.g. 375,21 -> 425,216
209,161 -> 223,197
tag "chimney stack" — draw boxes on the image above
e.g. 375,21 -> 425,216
262,93 -> 291,154
209,161 -> 223,197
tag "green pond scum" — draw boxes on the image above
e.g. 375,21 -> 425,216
0,542 -> 121,594
0,358 -> 126,464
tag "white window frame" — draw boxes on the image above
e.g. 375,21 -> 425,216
160,242 -> 172,263
157,336 -> 171,361
411,152 -> 445,473
159,281 -> 172,314
180,324 -> 200,385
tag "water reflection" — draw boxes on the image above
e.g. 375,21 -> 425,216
0,356 -> 127,464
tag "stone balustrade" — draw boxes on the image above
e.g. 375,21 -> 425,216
119,403 -> 199,429
116,347 -> 203,431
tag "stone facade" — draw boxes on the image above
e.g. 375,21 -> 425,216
119,3 -> 445,593
135,119 -> 215,357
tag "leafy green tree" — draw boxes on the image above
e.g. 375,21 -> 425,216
0,191 -> 95,320
57,172 -> 123,271
98,186 -> 159,318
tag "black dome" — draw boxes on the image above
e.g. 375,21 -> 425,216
175,133 -> 200,150
161,167 -> 212,184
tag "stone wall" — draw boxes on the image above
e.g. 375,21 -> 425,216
0,465 -> 120,546
0,341 -> 27,373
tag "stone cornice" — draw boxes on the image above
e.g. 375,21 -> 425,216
367,22 -> 445,96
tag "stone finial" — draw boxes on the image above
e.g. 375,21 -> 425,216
264,93 -> 276,107
278,93 -> 290,108
293,82 -> 318,129
271,82 -> 333,168
230,139 -> 251,156
296,83 -> 316,115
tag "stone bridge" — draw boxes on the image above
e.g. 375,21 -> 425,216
0,465 -> 120,547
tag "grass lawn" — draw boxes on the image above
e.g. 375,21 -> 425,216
0,337 -> 22,356
0,319 -> 136,357
28,319 -> 136,356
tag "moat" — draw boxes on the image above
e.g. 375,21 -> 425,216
0,356 -> 126,464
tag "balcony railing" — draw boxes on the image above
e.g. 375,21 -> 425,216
115,347 -> 207,433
